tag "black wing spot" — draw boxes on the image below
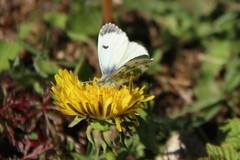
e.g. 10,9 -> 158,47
103,45 -> 109,49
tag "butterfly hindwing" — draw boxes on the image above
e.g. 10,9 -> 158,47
105,55 -> 152,85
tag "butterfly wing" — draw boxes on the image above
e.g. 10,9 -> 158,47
105,55 -> 152,85
98,23 -> 129,78
116,41 -> 149,68
98,23 -> 151,85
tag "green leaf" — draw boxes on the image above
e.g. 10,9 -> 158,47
0,124 -> 4,133
224,58 -> 240,93
105,152 -> 115,160
44,12 -> 67,29
8,67 -> 40,86
180,97 -> 223,127
202,118 -> 240,160
207,40 -> 231,60
0,40 -> 22,72
67,31 -> 92,43
70,152 -> 94,160
34,57 -> 60,77
220,118 -> 240,150
16,38 -> 41,56
33,81 -> 44,95
121,134 -> 145,158
67,140 -> 75,151
86,126 -> 94,147
220,119 -> 240,138
199,40 -> 231,85
213,12 -> 237,38
66,7 -> 101,36
125,0 -> 166,17
182,0 -> 216,16
180,96 -> 224,114
28,132 -> 38,140
200,102 -> 222,122
194,80 -> 223,99
18,22 -> 32,38
206,143 -> 240,160
74,50 -> 85,75
90,121 -> 111,131
196,22 -> 214,37
68,116 -> 85,128
137,109 -> 158,152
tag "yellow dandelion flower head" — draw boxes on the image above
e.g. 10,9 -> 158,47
51,69 -> 154,132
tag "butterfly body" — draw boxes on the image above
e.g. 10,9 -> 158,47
97,23 -> 152,85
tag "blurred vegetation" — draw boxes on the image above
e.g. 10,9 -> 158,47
0,0 -> 240,159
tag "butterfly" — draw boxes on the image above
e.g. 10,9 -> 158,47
97,23 -> 152,85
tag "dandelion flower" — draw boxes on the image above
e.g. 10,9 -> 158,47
51,69 -> 154,132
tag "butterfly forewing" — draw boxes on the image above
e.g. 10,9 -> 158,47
98,23 -> 128,78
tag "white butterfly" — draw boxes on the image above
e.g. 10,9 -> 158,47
98,23 -> 152,85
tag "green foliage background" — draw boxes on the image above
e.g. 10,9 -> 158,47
0,0 -> 240,159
